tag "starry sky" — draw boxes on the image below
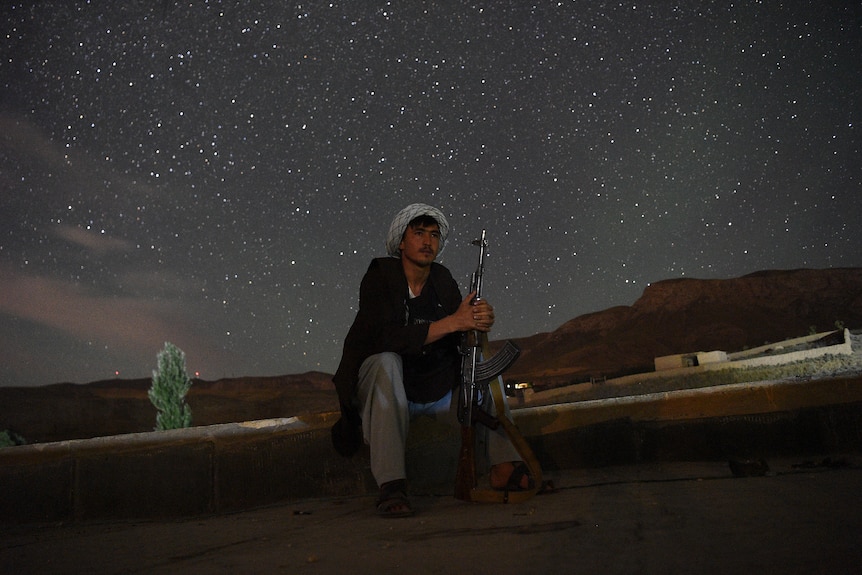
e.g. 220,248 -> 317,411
1,1 -> 860,388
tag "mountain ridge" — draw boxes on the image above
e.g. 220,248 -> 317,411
500,268 -> 862,387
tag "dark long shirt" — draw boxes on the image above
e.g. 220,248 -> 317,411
332,257 -> 463,419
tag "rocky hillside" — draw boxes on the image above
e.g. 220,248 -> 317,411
501,268 -> 862,388
0,372 -> 337,443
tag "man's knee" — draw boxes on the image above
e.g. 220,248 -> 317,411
364,352 -> 402,373
358,353 -> 405,399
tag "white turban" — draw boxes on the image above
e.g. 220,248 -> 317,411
385,203 -> 450,257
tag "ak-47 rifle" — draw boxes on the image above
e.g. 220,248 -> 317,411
454,230 -> 543,503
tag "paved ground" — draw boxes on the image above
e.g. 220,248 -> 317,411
3,457 -> 860,575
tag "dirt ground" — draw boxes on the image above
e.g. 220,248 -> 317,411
3,458 -> 860,575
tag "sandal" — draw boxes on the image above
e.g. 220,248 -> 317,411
491,461 -> 535,492
376,480 -> 414,518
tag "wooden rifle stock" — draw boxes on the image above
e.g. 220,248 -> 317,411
454,424 -> 476,501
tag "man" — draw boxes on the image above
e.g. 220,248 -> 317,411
331,203 -> 532,517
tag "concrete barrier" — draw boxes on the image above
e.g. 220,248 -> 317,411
523,329 -> 855,406
0,413 -> 370,523
2,376 -> 861,524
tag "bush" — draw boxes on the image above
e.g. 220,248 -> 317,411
0,429 -> 26,448
148,342 -> 193,431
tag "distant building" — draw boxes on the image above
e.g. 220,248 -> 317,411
505,381 -> 533,397
655,350 -> 728,371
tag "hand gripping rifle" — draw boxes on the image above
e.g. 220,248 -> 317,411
454,230 -> 543,503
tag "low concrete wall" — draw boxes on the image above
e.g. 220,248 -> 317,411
726,329 -> 846,361
0,413 -> 371,524
527,330 -> 854,406
2,376 -> 861,524
715,329 -> 852,370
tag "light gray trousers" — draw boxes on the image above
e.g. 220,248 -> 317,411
357,352 -> 520,486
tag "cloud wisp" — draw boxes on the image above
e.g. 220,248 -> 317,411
0,264 -> 235,385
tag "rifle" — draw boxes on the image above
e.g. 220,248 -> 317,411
454,230 -> 543,503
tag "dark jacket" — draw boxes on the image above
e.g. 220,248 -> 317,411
330,257 -> 462,456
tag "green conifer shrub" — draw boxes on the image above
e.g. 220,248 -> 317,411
0,429 -> 26,448
148,342 -> 193,430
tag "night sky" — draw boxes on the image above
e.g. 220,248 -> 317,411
1,2 -> 860,387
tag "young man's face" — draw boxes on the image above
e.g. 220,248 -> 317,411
399,222 -> 441,268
